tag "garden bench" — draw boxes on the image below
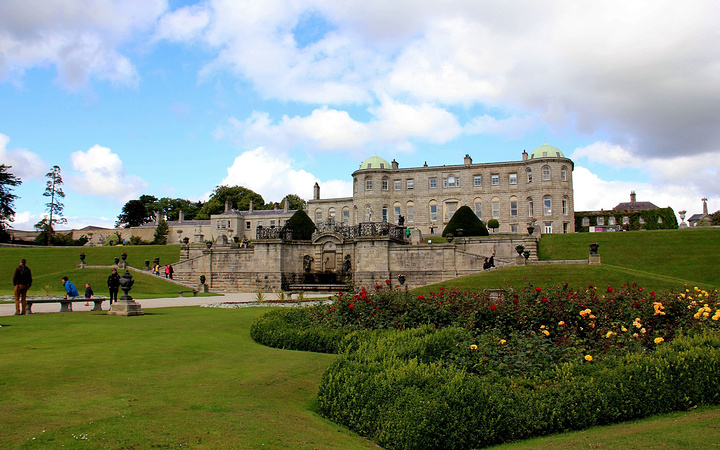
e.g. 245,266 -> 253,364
177,290 -> 199,297
26,296 -> 108,314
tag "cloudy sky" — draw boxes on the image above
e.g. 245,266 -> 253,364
1,0 -> 719,231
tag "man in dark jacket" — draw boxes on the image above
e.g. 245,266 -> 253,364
13,259 -> 32,315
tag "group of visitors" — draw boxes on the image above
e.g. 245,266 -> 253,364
483,253 -> 496,270
12,259 -> 122,314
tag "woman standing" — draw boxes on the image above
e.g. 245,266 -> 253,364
107,268 -> 120,305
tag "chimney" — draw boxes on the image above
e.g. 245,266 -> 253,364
702,197 -> 708,215
313,182 -> 320,200
391,159 -> 399,170
249,200 -> 253,212
178,209 -> 184,223
225,199 -> 232,212
155,211 -> 164,224
630,191 -> 637,203
522,150 -> 528,161
464,154 -> 472,165
284,197 -> 289,212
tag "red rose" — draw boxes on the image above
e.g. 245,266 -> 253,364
348,303 -> 355,309
633,301 -> 640,307
490,304 -> 497,311
650,291 -> 656,297
385,279 -> 391,284
607,286 -> 613,293
535,287 -> 542,292
541,297 -> 548,303
418,295 -> 425,300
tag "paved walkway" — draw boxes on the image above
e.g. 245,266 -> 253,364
0,292 -> 291,317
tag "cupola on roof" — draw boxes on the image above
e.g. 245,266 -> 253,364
359,155 -> 391,170
529,144 -> 564,159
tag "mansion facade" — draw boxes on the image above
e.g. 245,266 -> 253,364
307,144 -> 576,235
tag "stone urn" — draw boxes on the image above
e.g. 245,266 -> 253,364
114,257 -> 120,265
446,233 -> 454,243
523,250 -> 530,260
589,242 -> 600,255
200,275 -> 206,285
206,241 -> 213,249
121,253 -> 127,261
79,253 -> 86,262
397,273 -> 406,285
183,237 -> 189,244
527,226 -> 535,235
515,245 -> 525,255
144,260 -> 150,270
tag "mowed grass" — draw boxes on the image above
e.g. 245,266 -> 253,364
417,228 -> 720,294
0,245 -> 196,298
0,307 -> 376,449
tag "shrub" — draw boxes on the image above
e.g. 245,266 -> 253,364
487,219 -> 499,231
442,205 -> 488,237
286,209 -> 316,240
250,308 -> 347,353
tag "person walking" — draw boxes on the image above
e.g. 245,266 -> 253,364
12,259 -> 32,315
164,265 -> 170,278
107,268 -> 120,305
61,276 -> 79,311
489,252 -> 495,268
168,264 -> 174,279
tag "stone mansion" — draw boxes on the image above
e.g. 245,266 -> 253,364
307,144 -> 575,235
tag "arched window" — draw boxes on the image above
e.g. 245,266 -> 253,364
342,207 -> 350,225
429,200 -> 438,223
393,202 -> 401,223
560,166 -> 567,181
406,201 -> 415,222
509,196 -> 518,218
542,165 -> 551,181
328,207 -> 336,219
491,197 -> 500,219
474,198 -> 482,219
543,195 -> 552,215
382,205 -> 389,222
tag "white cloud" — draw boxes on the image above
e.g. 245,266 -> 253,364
0,0 -> 166,88
220,147 -> 351,201
152,4 -> 210,43
0,133 -> 46,179
69,144 -> 147,201
465,114 -> 539,139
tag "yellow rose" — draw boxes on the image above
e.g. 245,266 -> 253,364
542,330 -> 550,336
470,344 -> 478,350
621,326 -> 628,332
585,355 -> 593,362
558,321 -> 565,326
499,339 -> 506,345
654,337 -> 664,344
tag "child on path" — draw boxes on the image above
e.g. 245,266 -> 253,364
85,283 -> 93,306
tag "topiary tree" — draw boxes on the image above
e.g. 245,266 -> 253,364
487,219 -> 499,233
442,206 -> 489,237
286,209 -> 316,240
152,220 -> 169,245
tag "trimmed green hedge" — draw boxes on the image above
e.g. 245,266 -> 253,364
575,207 -> 678,232
317,328 -> 720,449
249,308 -> 347,353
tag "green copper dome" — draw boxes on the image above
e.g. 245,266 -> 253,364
359,155 -> 391,170
529,144 -> 564,159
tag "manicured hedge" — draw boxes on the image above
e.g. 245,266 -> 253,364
249,308 -> 347,353
317,328 -> 720,449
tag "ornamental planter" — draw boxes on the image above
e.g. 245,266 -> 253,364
206,241 -> 213,249
523,250 -> 530,260
527,226 -> 535,235
398,274 -> 406,285
79,253 -> 86,262
446,234 -> 454,243
589,243 -> 600,255
515,245 -> 525,255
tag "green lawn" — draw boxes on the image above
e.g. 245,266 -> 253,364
417,228 -> 720,294
0,307 -> 376,449
1,245 -> 190,298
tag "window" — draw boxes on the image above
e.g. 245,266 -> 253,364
258,221 -> 263,228
563,223 -> 569,233
543,196 -> 552,215
561,167 -> 567,181
597,216 -> 605,226
382,178 -> 388,190
510,224 -> 518,233
474,175 -> 482,186
315,210 -> 322,224
527,198 -> 534,217
608,216 -> 616,225
407,203 -> 415,222
270,220 -> 276,228
527,168 -> 533,183
328,207 -> 336,218
491,174 -> 499,185
365,178 -> 372,190
429,178 -> 437,189
562,198 -> 568,215
407,179 -> 414,190
394,204 -> 401,223
430,203 -> 438,222
382,206 -> 388,222
342,209 -> 350,225
544,222 -> 553,234
492,198 -> 500,219
394,180 -> 401,190
542,165 -> 551,181
510,197 -> 518,218
246,221 -> 251,230
445,175 -> 457,188
474,200 -> 482,219
509,173 -> 517,185
639,217 -> 645,224
623,216 -> 630,224
582,217 -> 589,226
447,202 -> 457,220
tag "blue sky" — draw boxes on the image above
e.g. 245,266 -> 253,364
1,0 -> 719,231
